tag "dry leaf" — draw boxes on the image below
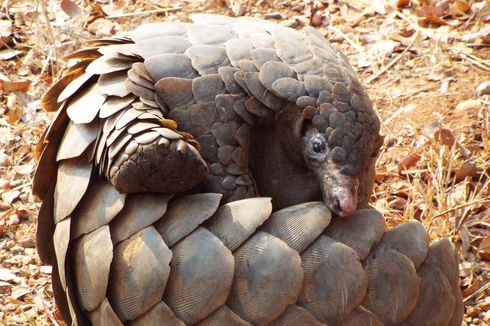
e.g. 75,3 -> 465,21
434,128 -> 455,146
13,164 -> 34,175
462,276 -> 482,297
398,152 -> 421,172
455,162 -> 478,182
0,19 -> 12,49
87,3 -> 107,24
396,0 -> 410,9
416,3 -> 449,26
0,48 -> 23,60
60,0 -> 84,17
0,268 -> 18,283
0,179 -> 11,190
0,79 -> 31,93
476,81 -> 490,98
449,0 -> 471,19
480,236 -> 490,260
0,152 -> 12,166
87,18 -> 115,37
390,180 -> 410,197
1,190 -> 20,204
11,286 -> 30,300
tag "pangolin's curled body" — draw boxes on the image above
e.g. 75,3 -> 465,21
33,14 -> 463,326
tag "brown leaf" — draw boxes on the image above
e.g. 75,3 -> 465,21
0,179 -> 11,190
0,19 -> 12,49
462,276 -> 482,297
87,3 -> 107,24
434,128 -> 455,146
390,181 -> 410,197
399,28 -> 416,37
397,0 -> 411,9
0,152 -> 12,166
60,0 -> 84,17
479,236 -> 490,261
87,18 -> 115,37
455,162 -> 478,182
0,79 -> 31,93
449,0 -> 471,18
398,152 -> 421,172
416,3 -> 450,26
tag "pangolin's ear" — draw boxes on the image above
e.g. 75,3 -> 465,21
293,111 -> 307,142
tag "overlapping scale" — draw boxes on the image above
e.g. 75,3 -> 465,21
377,221 -> 429,269
108,226 -> 172,322
261,202 -> 331,253
269,305 -> 325,326
155,193 -> 222,246
164,227 -> 234,324
196,305 -> 251,326
299,235 -> 368,324
127,302 -> 184,326
227,231 -> 303,325
110,193 -> 172,244
206,198 -> 272,251
362,245 -> 421,325
73,226 -> 112,311
324,209 -> 384,260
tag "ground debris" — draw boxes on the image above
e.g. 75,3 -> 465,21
1,0 -> 488,324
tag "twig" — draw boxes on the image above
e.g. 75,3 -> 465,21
327,25 -> 363,54
105,7 -> 182,19
39,0 -> 59,78
463,280 -> 490,303
430,198 -> 489,220
365,29 -> 418,84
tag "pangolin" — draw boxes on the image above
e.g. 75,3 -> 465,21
32,14 -> 463,326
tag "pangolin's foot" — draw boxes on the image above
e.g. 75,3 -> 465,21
109,136 -> 208,194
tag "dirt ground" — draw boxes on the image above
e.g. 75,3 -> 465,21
0,0 -> 489,324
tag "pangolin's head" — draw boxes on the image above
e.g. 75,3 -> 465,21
299,98 -> 382,217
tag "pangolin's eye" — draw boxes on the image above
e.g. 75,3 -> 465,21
312,138 -> 326,153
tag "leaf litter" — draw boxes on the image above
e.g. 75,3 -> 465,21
0,0 -> 489,324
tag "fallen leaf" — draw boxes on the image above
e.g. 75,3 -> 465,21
1,190 -> 20,204
0,268 -> 18,283
0,179 -> 11,190
390,180 -> 410,197
60,0 -> 84,17
476,81 -> 490,98
462,276 -> 482,297
455,162 -> 478,182
87,3 -> 107,24
0,48 -> 23,60
434,128 -> 455,146
416,3 -> 450,26
11,286 -> 30,300
0,79 -> 31,93
13,164 -> 34,175
449,0 -> 471,19
396,0 -> 410,9
398,152 -> 421,172
480,236 -> 490,260
0,152 -> 12,166
0,19 -> 12,48
87,18 -> 115,37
